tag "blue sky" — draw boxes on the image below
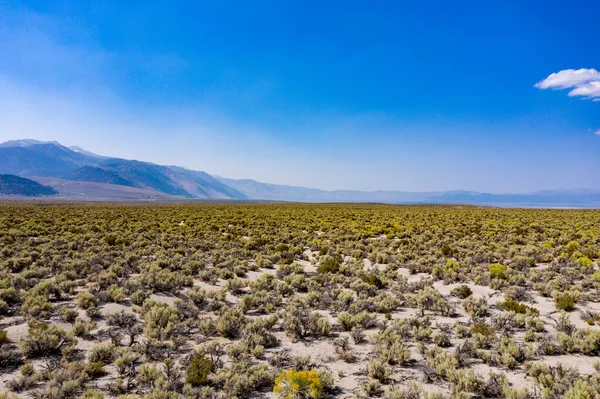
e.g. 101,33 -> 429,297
0,0 -> 599,192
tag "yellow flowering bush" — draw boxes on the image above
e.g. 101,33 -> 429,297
488,263 -> 507,279
273,369 -> 323,399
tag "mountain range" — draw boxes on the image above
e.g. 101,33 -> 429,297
0,139 -> 598,207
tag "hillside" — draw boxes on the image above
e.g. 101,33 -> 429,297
0,140 -> 247,200
0,174 -> 58,196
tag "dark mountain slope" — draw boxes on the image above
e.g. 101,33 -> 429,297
96,160 -> 248,199
98,159 -> 194,197
0,175 -> 57,196
63,166 -> 136,187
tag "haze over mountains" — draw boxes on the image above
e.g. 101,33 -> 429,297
0,139 -> 598,207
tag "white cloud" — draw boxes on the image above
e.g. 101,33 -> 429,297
569,81 -> 600,98
535,68 -> 600,89
596,129 -> 600,136
535,68 -> 600,100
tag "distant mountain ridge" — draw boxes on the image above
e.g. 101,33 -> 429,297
0,139 -> 598,207
0,139 -> 61,148
216,177 -> 600,206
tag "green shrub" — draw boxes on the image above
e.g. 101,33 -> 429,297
60,308 -> 78,323
130,289 -> 150,306
0,299 -> 7,315
89,343 -> 116,364
19,363 -> 35,376
576,256 -> 593,268
372,328 -> 411,365
498,299 -> 539,315
496,336 -> 525,368
424,346 -> 458,381
463,296 -> 488,319
213,361 -> 274,397
578,328 -> 600,355
315,368 -> 335,393
142,301 -> 179,340
564,241 -> 580,256
433,259 -> 459,281
471,322 -> 495,337
21,294 -> 53,317
555,293 -> 578,311
86,361 -> 106,378
440,244 -> 453,256
433,332 -> 451,347
75,291 -> 98,310
217,308 -> 246,339
0,330 -> 9,347
107,285 -> 125,302
362,273 -> 385,289
368,359 -> 391,382
416,286 -> 451,316
186,354 -> 215,387
337,312 -> 354,332
81,390 -> 104,399
316,256 -> 340,274
564,380 -> 597,399
20,321 -> 76,358
73,318 -> 97,337
451,285 -> 473,299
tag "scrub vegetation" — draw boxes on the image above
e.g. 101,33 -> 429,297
0,203 -> 599,398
